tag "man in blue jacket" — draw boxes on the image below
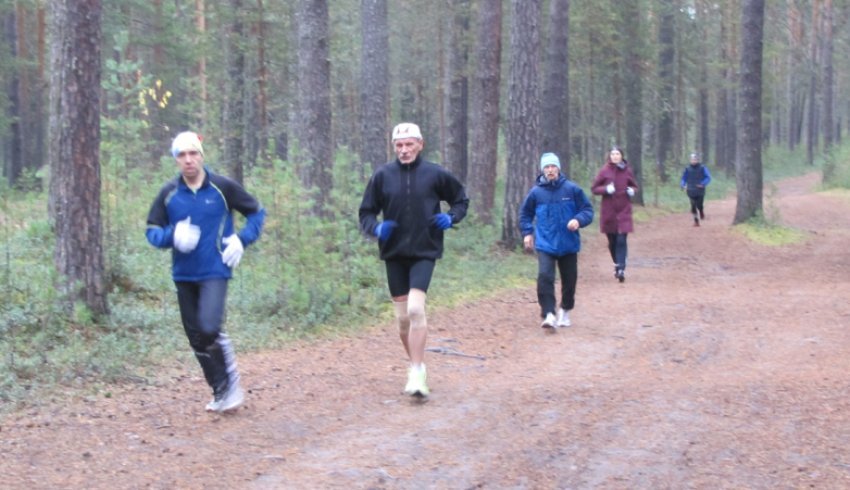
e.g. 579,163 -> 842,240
359,122 -> 469,399
520,153 -> 594,330
680,152 -> 712,227
145,131 -> 266,413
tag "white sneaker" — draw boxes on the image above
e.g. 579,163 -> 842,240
404,364 -> 429,397
541,312 -> 556,329
206,381 -> 244,413
556,308 -> 571,328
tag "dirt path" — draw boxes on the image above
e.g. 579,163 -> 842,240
3,173 -> 850,489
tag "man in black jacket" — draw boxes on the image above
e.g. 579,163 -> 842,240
359,122 -> 469,398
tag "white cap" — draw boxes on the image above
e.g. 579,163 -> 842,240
391,122 -> 422,141
171,131 -> 204,158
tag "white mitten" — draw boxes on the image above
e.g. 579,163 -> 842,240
222,235 -> 244,268
173,217 -> 200,253
626,187 -> 635,197
606,182 -> 615,194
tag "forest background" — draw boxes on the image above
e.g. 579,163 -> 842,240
1,0 -> 849,409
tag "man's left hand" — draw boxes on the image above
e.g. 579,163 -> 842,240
431,213 -> 453,230
222,235 -> 244,268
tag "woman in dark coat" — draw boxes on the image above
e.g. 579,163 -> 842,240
591,146 -> 638,282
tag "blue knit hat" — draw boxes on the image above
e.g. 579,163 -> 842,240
540,152 -> 561,171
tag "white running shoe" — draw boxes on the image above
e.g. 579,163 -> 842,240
541,312 -> 556,329
404,364 -> 429,397
206,381 -> 244,413
556,308 -> 571,328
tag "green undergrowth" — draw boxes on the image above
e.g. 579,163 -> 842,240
733,217 -> 810,246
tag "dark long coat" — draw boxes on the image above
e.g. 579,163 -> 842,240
590,161 -> 639,234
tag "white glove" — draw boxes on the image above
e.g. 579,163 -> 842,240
222,234 -> 244,268
606,182 -> 615,195
626,187 -> 635,197
173,217 -> 200,253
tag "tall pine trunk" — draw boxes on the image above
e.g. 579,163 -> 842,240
359,0 -> 389,173
442,0 -> 470,183
622,0 -> 644,204
295,0 -> 333,214
655,0 -> 674,183
502,0 -> 540,248
48,0 -> 108,316
540,0 -> 570,176
467,0 -> 501,224
734,0 -> 765,224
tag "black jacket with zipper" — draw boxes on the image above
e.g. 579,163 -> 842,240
359,156 -> 469,261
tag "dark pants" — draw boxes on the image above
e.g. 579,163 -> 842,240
537,251 -> 577,317
606,233 -> 628,272
175,279 -> 238,396
688,194 -> 705,218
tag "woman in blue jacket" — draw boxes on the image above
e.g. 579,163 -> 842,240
145,131 -> 265,413
520,153 -> 594,330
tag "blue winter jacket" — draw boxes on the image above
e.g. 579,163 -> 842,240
519,174 -> 594,256
145,167 -> 266,281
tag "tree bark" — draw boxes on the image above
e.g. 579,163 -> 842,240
540,0 -> 570,177
502,0 -> 540,248
222,0 -> 246,183
467,0 -> 501,224
296,0 -> 333,214
359,0 -> 390,173
442,0 -> 470,183
733,0 -> 765,224
821,0 -> 834,150
48,0 -> 108,316
655,0 -> 674,183
622,0 -> 644,205
3,11 -> 23,186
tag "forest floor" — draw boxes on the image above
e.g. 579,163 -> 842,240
2,172 -> 850,489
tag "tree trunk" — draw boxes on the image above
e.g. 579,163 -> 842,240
821,0 -> 834,150
622,0 -> 644,205
655,0 -> 674,183
442,0 -> 470,183
195,0 -> 208,129
3,11 -> 23,186
255,0 -> 270,159
222,0 -> 246,183
734,0 -> 765,225
48,0 -> 108,317
467,0 -> 501,224
359,0 -> 389,173
697,0 -> 710,162
540,0 -> 570,177
502,0 -> 540,249
806,0 -> 820,166
296,0 -> 333,214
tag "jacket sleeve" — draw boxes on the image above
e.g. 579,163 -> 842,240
573,187 -> 595,228
590,170 -> 608,195
145,184 -> 175,249
439,170 -> 470,225
358,171 -> 383,236
518,189 -> 536,236
219,177 -> 265,246
680,168 -> 688,188
627,169 -> 639,191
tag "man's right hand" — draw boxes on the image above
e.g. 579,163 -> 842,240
606,182 -> 615,194
374,220 -> 397,242
174,217 -> 201,253
523,234 -> 534,251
